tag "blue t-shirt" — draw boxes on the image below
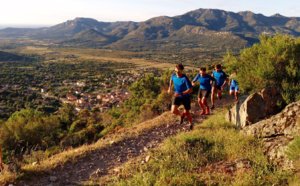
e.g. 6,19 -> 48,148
193,74 -> 214,90
171,74 -> 192,97
230,74 -> 238,86
212,70 -> 228,86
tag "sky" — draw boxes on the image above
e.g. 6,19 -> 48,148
1,0 -> 300,28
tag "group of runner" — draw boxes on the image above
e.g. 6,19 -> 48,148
168,63 -> 239,130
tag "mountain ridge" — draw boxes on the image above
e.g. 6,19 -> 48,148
1,8 -> 300,50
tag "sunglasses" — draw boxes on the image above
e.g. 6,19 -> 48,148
175,70 -> 182,73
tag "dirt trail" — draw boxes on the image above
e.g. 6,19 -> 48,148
18,97 -> 235,186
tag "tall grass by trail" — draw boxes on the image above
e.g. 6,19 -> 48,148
105,109 -> 294,185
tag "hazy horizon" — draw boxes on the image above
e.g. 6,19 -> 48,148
0,24 -> 53,29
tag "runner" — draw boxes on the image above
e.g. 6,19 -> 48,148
211,64 -> 228,109
168,63 -> 194,130
229,71 -> 240,101
192,67 -> 217,115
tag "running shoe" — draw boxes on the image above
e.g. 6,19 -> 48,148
200,110 -> 205,115
206,107 -> 210,115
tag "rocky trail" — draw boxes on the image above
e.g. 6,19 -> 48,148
17,97 -> 235,186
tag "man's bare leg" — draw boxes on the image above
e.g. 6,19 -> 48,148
235,91 -> 238,101
184,110 -> 193,130
171,105 -> 183,117
184,110 -> 192,124
202,97 -> 210,114
211,87 -> 216,109
171,105 -> 185,124
198,98 -> 205,115
217,90 -> 222,99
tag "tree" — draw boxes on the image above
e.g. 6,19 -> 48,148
159,69 -> 173,87
129,74 -> 160,99
59,103 -> 77,129
1,108 -> 60,157
225,34 -> 300,104
77,108 -> 90,124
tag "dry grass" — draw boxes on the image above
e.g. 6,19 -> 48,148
103,109 -> 294,185
0,112 -> 176,184
20,46 -> 53,55
18,46 -> 196,71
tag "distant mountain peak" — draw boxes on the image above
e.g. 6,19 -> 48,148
271,13 -> 286,18
1,8 -> 300,50
238,11 -> 255,16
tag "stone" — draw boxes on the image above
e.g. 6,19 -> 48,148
32,162 -> 38,166
49,176 -> 58,182
225,95 -> 248,128
113,168 -> 120,172
234,158 -> 251,170
261,136 -> 293,169
145,156 -> 151,163
241,101 -> 300,139
241,100 -> 300,170
239,93 -> 265,127
226,87 -> 283,128
260,86 -> 284,115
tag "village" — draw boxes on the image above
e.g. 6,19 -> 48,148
58,73 -> 143,112
44,73 -> 141,113
0,72 -> 143,117
60,89 -> 131,113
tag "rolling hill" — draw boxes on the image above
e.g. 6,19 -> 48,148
58,28 -> 116,47
0,51 -> 33,61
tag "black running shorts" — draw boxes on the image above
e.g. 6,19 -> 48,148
216,85 -> 222,91
172,96 -> 191,110
198,88 -> 211,98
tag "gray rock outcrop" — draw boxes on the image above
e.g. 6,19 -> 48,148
226,86 -> 283,128
241,101 -> 300,169
226,87 -> 299,170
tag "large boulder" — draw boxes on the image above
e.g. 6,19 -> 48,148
241,101 -> 300,139
260,86 -> 284,115
226,86 -> 284,128
241,101 -> 300,169
225,95 -> 248,127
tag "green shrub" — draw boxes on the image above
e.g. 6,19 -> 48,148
0,108 -> 60,160
225,34 -> 300,104
69,120 -> 82,133
60,130 -> 88,148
